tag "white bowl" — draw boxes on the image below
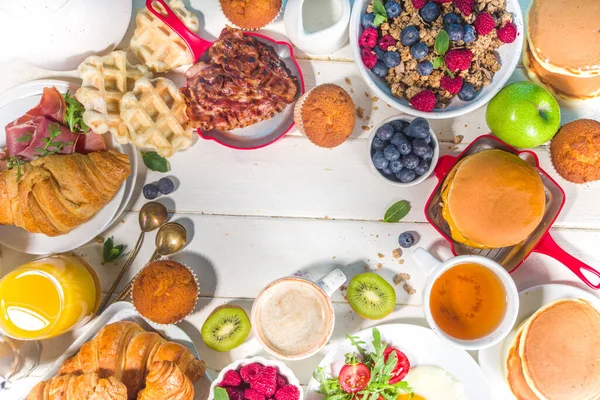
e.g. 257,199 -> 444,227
207,356 -> 304,400
349,0 -> 524,119
368,115 -> 440,187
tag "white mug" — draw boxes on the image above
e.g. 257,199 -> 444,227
412,248 -> 519,350
251,269 -> 346,360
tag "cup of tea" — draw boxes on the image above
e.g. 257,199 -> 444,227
412,248 -> 519,350
250,269 -> 346,360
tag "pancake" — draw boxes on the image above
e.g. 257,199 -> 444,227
519,299 -> 600,400
506,325 -> 540,400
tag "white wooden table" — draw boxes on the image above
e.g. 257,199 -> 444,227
2,1 -> 599,399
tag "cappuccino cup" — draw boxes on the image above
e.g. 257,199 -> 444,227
251,269 -> 346,360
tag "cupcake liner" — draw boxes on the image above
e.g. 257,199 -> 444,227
218,0 -> 283,31
293,89 -> 312,138
131,258 -> 199,327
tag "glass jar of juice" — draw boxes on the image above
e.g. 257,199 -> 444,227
0,253 -> 100,340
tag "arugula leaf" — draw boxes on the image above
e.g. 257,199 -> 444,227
36,123 -> 72,157
142,151 -> 170,173
213,387 -> 229,400
434,30 -> 450,56
63,91 -> 88,133
372,0 -> 388,26
7,156 -> 26,182
432,56 -> 444,69
102,236 -> 126,264
16,133 -> 32,143
383,200 -> 411,223
346,334 -> 369,360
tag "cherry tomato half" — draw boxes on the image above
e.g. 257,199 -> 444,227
338,363 -> 371,393
383,347 -> 410,384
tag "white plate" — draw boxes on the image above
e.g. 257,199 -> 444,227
478,284 -> 600,400
0,79 -> 137,254
306,323 -> 491,400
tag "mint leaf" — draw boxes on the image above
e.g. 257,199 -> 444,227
434,30 -> 450,56
373,14 -> 387,27
383,200 -> 411,223
373,0 -> 387,18
432,56 -> 444,69
102,236 -> 126,264
214,387 -> 229,400
142,151 -> 169,173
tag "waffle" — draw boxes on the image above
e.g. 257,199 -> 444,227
130,0 -> 199,73
120,77 -> 194,157
76,51 -> 151,143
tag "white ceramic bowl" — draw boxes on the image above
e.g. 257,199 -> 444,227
368,115 -> 440,187
350,0 -> 524,119
207,356 -> 304,400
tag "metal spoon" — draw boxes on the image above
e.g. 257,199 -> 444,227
96,202 -> 168,314
112,222 -> 188,303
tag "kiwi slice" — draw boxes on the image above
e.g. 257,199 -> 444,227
201,305 -> 251,352
347,273 -> 396,319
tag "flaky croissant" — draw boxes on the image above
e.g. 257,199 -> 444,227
27,372 -> 127,400
59,321 -> 205,400
0,150 -> 130,236
137,361 -> 194,400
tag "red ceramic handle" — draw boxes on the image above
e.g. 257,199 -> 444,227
434,155 -> 457,180
145,0 -> 212,60
535,233 -> 600,289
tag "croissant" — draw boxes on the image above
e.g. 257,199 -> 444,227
59,321 -> 206,400
0,150 -> 130,236
27,372 -> 127,400
137,361 -> 194,400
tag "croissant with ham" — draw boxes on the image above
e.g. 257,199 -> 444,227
26,372 -> 128,400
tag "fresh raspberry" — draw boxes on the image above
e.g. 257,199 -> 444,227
474,12 -> 495,35
497,21 -> 517,43
359,27 -> 379,49
226,387 -> 244,400
410,90 -> 437,112
453,0 -> 474,16
240,364 -> 263,384
361,47 -> 378,69
245,389 -> 266,400
251,366 -> 277,397
444,48 -> 473,71
433,0 -> 452,3
411,0 -> 427,9
276,374 -> 288,388
219,370 -> 243,387
440,75 -> 464,94
275,385 -> 300,400
379,35 -> 396,51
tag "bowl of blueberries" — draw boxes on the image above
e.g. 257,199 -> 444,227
369,116 -> 439,186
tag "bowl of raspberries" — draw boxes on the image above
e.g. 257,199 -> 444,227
209,357 -> 303,400
350,0 -> 523,119
369,116 -> 439,186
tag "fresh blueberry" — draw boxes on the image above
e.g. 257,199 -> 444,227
396,168 -> 416,183
400,25 -> 420,47
157,177 -> 174,195
390,119 -> 409,132
376,124 -> 394,140
424,133 -> 432,144
398,232 -> 416,248
420,2 -> 440,23
397,139 -> 412,155
458,82 -> 478,101
442,12 -> 461,27
422,146 -> 434,161
389,160 -> 403,174
372,136 -> 387,151
385,0 -> 402,18
417,60 -> 433,76
391,132 -> 407,146
406,117 -> 430,139
447,24 -> 464,42
410,42 -> 429,60
463,25 -> 476,43
372,151 -> 389,170
361,13 -> 376,28
374,46 -> 386,60
414,159 -> 430,176
383,145 -> 401,161
382,166 -> 393,175
383,51 -> 401,68
412,138 -> 430,157
372,62 -> 388,77
143,183 -> 159,200
402,153 -> 420,169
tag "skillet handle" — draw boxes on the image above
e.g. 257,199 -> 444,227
145,0 -> 211,60
434,155 -> 457,180
535,234 -> 600,289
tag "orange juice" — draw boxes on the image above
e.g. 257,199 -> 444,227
0,254 -> 100,340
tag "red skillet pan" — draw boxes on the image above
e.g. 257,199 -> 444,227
425,134 -> 600,289
145,0 -> 305,150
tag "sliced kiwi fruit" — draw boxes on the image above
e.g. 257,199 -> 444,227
201,305 -> 251,352
347,273 -> 396,320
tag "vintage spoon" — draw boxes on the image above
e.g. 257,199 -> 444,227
96,202 -> 168,314
112,222 -> 187,303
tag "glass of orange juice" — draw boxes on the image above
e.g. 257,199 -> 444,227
0,253 -> 100,340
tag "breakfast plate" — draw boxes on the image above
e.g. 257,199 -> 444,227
0,79 -> 137,255
306,323 -> 491,400
478,284 -> 600,400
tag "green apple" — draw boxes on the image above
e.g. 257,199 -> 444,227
486,82 -> 561,148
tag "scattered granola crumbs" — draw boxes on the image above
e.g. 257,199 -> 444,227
377,263 -> 383,269
392,248 -> 403,259
378,253 -> 385,258
318,71 -> 321,75
345,77 -> 352,85
95,236 -> 104,244
365,91 -> 370,97
393,272 -> 411,285
398,259 -> 405,264
403,282 -> 416,295
454,135 -> 464,144
357,106 -> 365,119
386,104 -> 391,108
363,265 -> 371,271
373,106 -> 379,111
365,115 -> 370,121
362,125 -> 370,131
351,88 -> 355,94
371,96 -> 379,102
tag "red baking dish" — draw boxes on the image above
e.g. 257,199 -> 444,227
425,135 -> 600,289
146,0 -> 305,150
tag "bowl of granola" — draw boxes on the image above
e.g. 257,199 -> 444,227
350,0 -> 524,119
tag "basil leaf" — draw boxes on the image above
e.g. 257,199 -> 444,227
434,30 -> 449,56
383,200 -> 411,223
142,151 -> 169,173
432,56 -> 444,69
214,387 -> 229,400
373,14 -> 387,27
373,0 -> 387,18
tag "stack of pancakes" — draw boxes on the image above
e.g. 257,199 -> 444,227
525,0 -> 600,100
506,299 -> 600,400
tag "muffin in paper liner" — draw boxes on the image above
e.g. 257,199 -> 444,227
218,0 -> 283,31
131,258 -> 199,327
